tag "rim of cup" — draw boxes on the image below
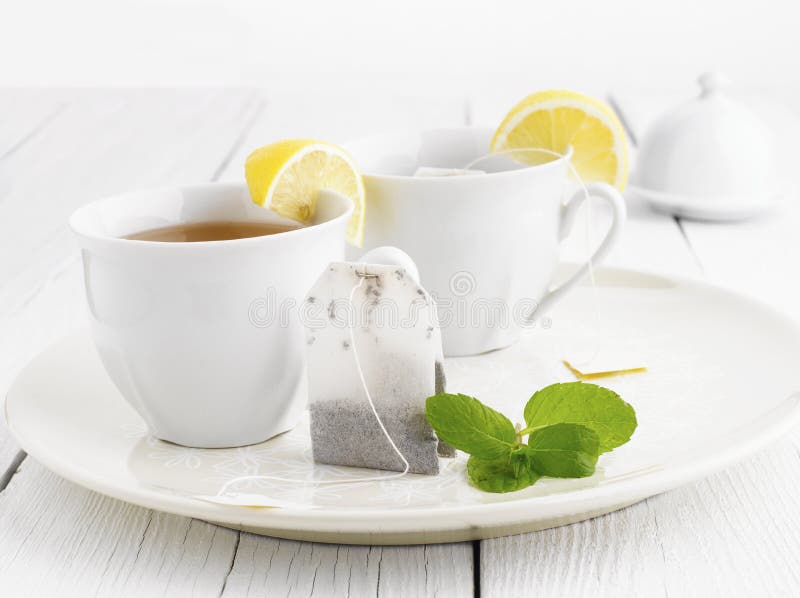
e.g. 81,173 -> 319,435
345,126 -> 574,182
69,183 -> 353,248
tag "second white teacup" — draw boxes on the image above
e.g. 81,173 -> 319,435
346,127 -> 626,356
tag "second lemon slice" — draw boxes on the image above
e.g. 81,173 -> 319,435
491,90 -> 629,191
245,140 -> 366,246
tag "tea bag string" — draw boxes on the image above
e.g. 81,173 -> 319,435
214,275 -> 410,497
344,273 -> 411,476
463,147 -> 602,364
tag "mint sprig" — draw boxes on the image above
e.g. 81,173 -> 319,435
425,382 -> 637,493
523,423 -> 600,478
523,382 -> 637,453
467,454 -> 540,493
425,393 -> 516,460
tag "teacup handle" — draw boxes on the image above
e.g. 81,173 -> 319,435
532,182 -> 626,319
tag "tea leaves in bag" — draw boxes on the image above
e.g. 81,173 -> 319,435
304,262 -> 443,474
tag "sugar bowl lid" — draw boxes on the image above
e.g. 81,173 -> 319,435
631,72 -> 777,220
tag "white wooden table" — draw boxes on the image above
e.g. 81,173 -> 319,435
1,88 -> 800,597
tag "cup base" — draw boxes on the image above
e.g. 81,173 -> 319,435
148,421 -> 299,449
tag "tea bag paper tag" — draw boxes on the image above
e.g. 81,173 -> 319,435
305,262 -> 437,409
562,347 -> 647,378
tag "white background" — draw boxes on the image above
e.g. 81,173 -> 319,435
3,0 -> 799,106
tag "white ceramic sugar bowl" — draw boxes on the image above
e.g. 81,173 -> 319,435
631,72 -> 778,221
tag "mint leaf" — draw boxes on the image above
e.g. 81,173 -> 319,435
467,454 -> 540,493
426,393 -> 516,460
523,382 -> 637,453
523,423 -> 599,478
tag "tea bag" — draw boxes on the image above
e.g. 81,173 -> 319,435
304,248 -> 446,474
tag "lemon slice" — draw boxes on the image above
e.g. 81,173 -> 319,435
245,139 -> 366,246
491,90 -> 629,191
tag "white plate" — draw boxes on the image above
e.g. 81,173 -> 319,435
6,267 -> 800,545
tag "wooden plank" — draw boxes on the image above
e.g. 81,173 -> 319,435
630,91 -> 800,596
675,95 -> 800,319
610,89 -> 800,315
0,88 -> 254,594
477,90 -> 800,598
468,89 -> 701,596
0,459 -> 473,597
0,89 -> 475,596
0,87 -> 256,411
221,535 -> 473,598
0,92 -> 66,160
0,459 -> 239,597
0,88 -> 258,287
214,90 -> 476,596
480,439 -> 800,598
557,192 -> 702,278
679,203 -> 800,320
0,92 -> 67,477
0,88 -> 258,464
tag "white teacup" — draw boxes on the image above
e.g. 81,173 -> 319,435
70,184 -> 352,448
346,127 -> 626,356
